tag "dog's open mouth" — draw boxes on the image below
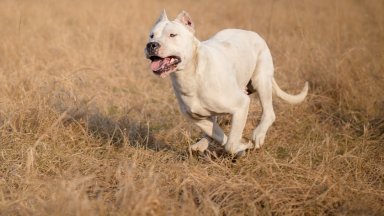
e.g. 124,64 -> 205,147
149,56 -> 181,78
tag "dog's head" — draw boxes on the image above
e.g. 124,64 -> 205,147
145,10 -> 196,78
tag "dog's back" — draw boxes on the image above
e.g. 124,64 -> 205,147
201,29 -> 269,89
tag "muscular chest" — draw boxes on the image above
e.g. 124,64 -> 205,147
170,66 -> 227,119
175,91 -> 212,119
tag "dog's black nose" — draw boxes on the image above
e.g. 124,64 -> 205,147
146,42 -> 160,52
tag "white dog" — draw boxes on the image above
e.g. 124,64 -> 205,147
145,10 -> 308,156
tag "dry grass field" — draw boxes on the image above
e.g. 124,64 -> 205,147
0,0 -> 383,215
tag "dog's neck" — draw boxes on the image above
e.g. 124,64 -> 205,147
170,38 -> 201,96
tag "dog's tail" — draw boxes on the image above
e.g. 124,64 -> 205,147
272,78 -> 309,104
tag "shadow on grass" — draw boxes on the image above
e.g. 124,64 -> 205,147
55,100 -> 172,151
87,111 -> 166,150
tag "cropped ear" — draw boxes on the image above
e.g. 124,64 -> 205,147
175,11 -> 195,33
156,9 -> 168,23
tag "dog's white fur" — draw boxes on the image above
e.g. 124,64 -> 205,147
145,11 -> 308,155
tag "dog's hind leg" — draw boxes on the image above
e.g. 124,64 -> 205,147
251,49 -> 276,148
190,117 -> 227,152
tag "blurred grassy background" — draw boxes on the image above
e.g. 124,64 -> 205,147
0,0 -> 383,215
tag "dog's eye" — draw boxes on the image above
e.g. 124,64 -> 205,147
170,33 -> 177,38
150,33 -> 154,39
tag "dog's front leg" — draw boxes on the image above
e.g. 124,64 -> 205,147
190,117 -> 227,152
225,96 -> 253,155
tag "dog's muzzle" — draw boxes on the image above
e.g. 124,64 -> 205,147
145,42 -> 181,78
146,42 -> 160,56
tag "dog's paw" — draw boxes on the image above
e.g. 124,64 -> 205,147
225,141 -> 253,155
234,150 -> 246,158
189,137 -> 210,152
252,130 -> 266,149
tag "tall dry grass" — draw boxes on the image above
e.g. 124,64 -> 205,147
0,0 -> 383,215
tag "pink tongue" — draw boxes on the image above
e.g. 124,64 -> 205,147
151,59 -> 163,71
150,58 -> 171,71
